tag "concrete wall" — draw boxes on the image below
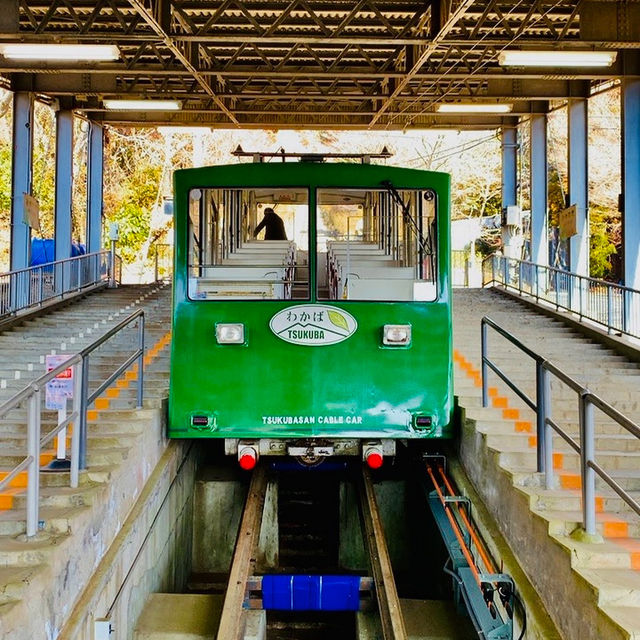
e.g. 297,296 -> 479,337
58,423 -> 198,639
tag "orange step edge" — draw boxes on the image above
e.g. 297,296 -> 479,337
603,521 -> 629,539
560,474 -> 581,490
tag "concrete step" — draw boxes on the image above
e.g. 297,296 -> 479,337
498,448 -> 640,473
0,446 -> 131,467
485,431 -> 640,453
0,566 -> 46,603
0,504 -> 90,536
0,531 -> 70,566
519,486 -> 640,524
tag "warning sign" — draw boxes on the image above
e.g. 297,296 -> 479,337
45,355 -> 74,411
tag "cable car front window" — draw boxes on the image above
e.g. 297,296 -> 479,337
187,187 -> 309,300
316,187 -> 438,301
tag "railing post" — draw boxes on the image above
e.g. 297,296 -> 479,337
79,355 -> 90,470
38,267 -> 44,307
578,275 -> 583,319
26,387 -> 41,538
555,270 -> 559,310
607,286 -> 613,334
518,260 -> 523,295
109,241 -> 118,288
623,289 -> 629,334
481,321 -> 489,408
70,361 -> 83,489
137,315 -> 145,409
580,394 -> 597,537
568,272 -> 573,312
535,362 -> 548,475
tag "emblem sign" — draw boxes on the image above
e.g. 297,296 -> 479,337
270,305 -> 357,346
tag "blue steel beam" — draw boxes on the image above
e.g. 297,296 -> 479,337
86,121 -> 104,253
622,78 -> 640,290
530,112 -> 548,267
501,127 -> 518,259
10,92 -> 34,271
568,99 -> 589,277
54,109 -> 73,263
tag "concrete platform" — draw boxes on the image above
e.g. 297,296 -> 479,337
357,598 -> 476,639
133,594 -> 223,640
401,599 -> 476,639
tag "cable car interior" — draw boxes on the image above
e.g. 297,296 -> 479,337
187,185 -> 438,302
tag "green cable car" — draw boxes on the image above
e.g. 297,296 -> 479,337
168,154 -> 453,468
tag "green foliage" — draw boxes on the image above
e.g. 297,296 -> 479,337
589,206 -> 618,280
32,103 -> 56,238
105,165 -> 161,262
0,146 -> 11,217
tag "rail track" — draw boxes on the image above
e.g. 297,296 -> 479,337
212,457 -> 518,640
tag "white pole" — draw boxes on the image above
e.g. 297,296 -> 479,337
56,404 -> 67,460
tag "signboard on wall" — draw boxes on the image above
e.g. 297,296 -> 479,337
22,193 -> 41,232
559,204 -> 577,240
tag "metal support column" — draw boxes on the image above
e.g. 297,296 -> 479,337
530,111 -> 548,267
54,109 -> 74,263
10,92 -> 34,271
86,121 -> 104,254
622,78 -> 640,290
568,98 -> 589,277
622,77 -> 640,330
501,127 -> 518,258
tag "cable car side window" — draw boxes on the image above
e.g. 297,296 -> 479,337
187,187 -> 309,301
316,187 -> 438,301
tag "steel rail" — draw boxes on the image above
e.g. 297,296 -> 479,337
358,467 -> 407,640
216,464 -> 269,640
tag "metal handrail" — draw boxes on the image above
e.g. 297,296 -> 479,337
150,243 -> 172,283
0,250 -> 118,322
0,310 -> 145,538
482,255 -> 640,340
481,315 -> 640,538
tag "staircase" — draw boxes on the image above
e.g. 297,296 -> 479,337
453,288 -> 640,640
0,283 -> 174,639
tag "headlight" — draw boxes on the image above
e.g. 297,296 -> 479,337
215,323 -> 245,344
383,324 -> 411,346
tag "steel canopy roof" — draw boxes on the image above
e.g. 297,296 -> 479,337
1,0 -> 638,129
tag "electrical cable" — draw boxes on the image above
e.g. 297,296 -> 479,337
513,590 -> 528,640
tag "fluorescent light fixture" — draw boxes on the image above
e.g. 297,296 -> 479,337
437,103 -> 512,114
0,43 -> 119,61
103,99 -> 182,111
498,50 -> 617,68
